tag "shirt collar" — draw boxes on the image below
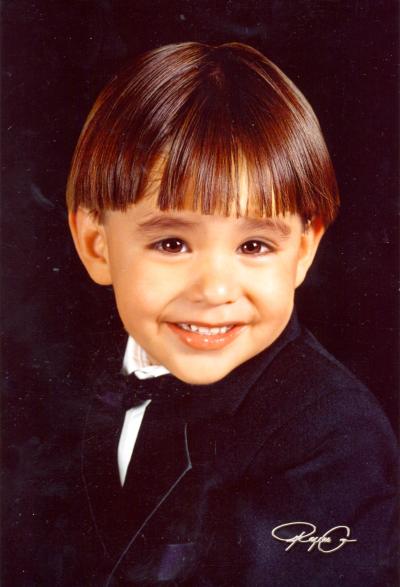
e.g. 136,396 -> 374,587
122,336 -> 169,380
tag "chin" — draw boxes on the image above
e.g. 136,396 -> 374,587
171,366 -> 232,386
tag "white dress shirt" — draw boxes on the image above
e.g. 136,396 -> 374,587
118,336 -> 169,486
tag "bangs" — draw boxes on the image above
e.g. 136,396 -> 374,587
67,42 -> 339,224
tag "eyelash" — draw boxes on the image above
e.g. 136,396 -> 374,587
151,238 -> 275,255
239,240 -> 273,255
152,238 -> 189,254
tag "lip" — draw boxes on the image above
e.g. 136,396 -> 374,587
167,322 -> 246,351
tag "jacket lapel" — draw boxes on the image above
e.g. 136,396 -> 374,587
119,403 -> 192,540
82,395 -> 192,562
81,391 -> 125,557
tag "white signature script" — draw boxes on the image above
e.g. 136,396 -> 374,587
271,522 -> 357,554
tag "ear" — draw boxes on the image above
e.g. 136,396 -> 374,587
68,208 -> 112,285
295,217 -> 325,288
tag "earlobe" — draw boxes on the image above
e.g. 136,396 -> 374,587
68,208 -> 112,285
295,217 -> 325,288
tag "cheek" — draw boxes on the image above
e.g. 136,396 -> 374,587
259,259 -> 298,293
112,260 -> 182,319
253,260 -> 297,312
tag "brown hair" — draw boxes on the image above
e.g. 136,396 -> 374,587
66,42 -> 339,224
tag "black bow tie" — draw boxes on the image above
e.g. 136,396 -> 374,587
92,370 -> 230,420
120,372 -> 206,410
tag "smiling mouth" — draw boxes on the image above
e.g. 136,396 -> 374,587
167,322 -> 245,350
177,323 -> 235,335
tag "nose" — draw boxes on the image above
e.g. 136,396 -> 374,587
189,254 -> 241,305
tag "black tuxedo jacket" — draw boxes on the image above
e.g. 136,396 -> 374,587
3,316 -> 398,586
76,316 -> 397,586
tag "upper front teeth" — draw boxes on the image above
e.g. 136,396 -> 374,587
178,323 -> 233,335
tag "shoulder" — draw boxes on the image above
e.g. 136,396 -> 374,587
264,326 -> 393,433
271,326 -> 375,404
238,326 -> 397,477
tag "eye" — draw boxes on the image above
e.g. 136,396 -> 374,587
153,238 -> 189,254
238,240 -> 272,255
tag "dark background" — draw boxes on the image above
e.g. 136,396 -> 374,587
2,0 -> 398,431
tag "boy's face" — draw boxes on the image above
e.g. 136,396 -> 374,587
71,190 -> 323,384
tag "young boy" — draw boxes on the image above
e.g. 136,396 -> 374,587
66,42 -> 396,586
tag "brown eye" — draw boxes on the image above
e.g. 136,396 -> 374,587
239,240 -> 270,255
155,238 -> 188,253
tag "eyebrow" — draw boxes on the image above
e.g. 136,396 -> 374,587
137,215 -> 200,233
238,217 -> 292,237
136,214 -> 292,237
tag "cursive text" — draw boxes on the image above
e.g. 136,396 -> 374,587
271,522 -> 357,554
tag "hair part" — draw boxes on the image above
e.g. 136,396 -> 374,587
66,42 -> 339,225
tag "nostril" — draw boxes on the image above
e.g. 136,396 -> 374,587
188,259 -> 241,305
